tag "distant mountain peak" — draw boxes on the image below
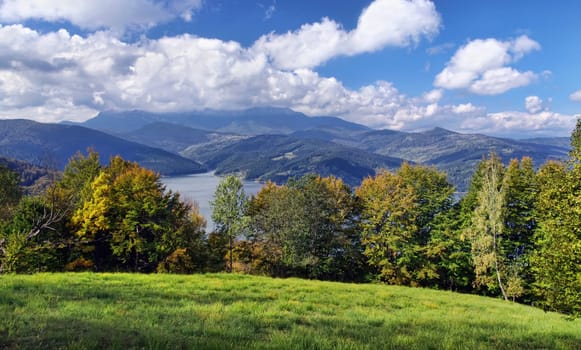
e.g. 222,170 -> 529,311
421,127 -> 457,136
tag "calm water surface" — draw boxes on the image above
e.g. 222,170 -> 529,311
162,172 -> 262,230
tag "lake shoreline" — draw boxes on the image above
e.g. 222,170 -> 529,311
161,172 -> 263,231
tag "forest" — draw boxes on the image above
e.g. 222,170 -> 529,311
1,120 -> 580,318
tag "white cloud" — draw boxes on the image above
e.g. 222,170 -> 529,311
570,90 -> 581,102
423,89 -> 443,103
525,96 -> 544,114
0,0 -> 202,32
452,96 -> 575,137
434,35 -> 541,95
510,35 -> 541,59
473,110 -> 575,137
453,103 -> 478,114
253,0 -> 440,69
468,67 -> 536,95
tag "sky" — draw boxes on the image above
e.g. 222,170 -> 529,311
0,0 -> 579,137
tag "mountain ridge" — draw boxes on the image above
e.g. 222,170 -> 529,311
0,119 -> 206,176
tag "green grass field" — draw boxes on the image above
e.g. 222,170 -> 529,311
1,273 -> 579,349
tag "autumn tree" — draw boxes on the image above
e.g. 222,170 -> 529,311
72,156 -> 206,272
356,164 -> 456,286
465,154 -> 511,300
356,169 -> 418,284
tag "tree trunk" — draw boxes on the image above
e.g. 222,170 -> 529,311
229,235 -> 233,273
493,231 -> 508,301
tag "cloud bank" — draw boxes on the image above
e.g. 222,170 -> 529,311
0,0 -> 202,31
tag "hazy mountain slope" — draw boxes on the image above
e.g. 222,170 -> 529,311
120,122 -> 247,155
80,107 -> 370,136
0,119 -> 206,175
521,136 -> 571,149
347,127 -> 570,191
0,156 -> 55,195
197,134 -> 406,186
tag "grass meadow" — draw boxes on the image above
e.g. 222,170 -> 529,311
1,273 -> 579,349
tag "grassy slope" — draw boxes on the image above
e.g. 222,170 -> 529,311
0,273 -> 579,349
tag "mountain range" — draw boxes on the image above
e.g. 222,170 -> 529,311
0,107 -> 572,191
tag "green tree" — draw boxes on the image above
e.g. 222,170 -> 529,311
0,163 -> 21,222
246,175 -> 365,280
211,175 -> 248,272
0,196 -> 70,273
427,204 -> 474,291
247,182 -> 308,276
286,175 -> 364,280
157,201 -> 208,273
502,157 -> 537,300
397,163 -> 455,286
570,118 -> 581,161
530,120 -> 581,316
57,149 -> 101,208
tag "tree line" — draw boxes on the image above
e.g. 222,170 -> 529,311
1,121 -> 580,317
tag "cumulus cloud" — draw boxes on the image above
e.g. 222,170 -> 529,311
570,90 -> 581,102
525,96 -> 544,114
422,89 -> 443,103
253,0 -> 441,69
0,0 -> 202,32
453,103 -> 478,114
434,35 -> 540,95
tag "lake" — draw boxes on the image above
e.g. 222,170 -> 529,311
162,172 -> 263,230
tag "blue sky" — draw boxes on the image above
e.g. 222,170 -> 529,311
0,0 -> 579,137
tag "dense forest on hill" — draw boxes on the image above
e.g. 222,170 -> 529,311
1,121 -> 580,317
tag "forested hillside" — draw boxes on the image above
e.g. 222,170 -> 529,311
0,156 -> 55,195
